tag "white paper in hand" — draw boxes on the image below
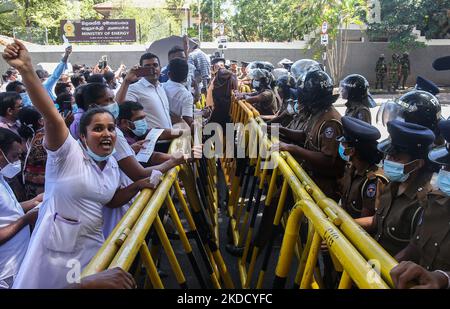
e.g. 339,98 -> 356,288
136,129 -> 165,163
149,170 -> 163,187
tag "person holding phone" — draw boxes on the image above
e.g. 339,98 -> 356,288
116,53 -> 173,132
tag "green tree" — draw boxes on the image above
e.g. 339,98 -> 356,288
367,0 -> 450,52
111,0 -> 182,44
228,0 -> 300,42
188,0 -> 228,42
0,0 -> 19,36
295,0 -> 368,82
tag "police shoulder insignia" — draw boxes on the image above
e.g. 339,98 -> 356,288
324,127 -> 335,139
366,182 -> 377,198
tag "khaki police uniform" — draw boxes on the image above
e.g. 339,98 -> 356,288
345,102 -> 372,124
373,171 -> 433,256
340,165 -> 388,218
411,190 -> 450,271
300,106 -> 344,201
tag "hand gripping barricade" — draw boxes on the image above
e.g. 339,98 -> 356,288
82,123 -> 234,289
224,95 -> 399,289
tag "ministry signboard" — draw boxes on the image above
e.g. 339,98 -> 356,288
60,19 -> 136,43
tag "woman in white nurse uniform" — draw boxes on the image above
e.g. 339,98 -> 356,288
3,40 -> 158,289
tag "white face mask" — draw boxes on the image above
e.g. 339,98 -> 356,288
0,150 -> 21,179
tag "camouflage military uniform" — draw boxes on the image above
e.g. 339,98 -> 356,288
375,58 -> 387,89
388,55 -> 400,92
399,55 -> 411,90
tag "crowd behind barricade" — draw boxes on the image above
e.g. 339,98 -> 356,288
0,35 -> 449,289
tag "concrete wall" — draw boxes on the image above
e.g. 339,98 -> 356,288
1,41 -> 449,86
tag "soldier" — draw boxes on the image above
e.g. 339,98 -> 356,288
338,116 -> 388,219
375,54 -> 387,90
273,69 -> 344,202
340,74 -> 377,124
388,53 -> 400,92
395,119 -> 450,273
399,52 -> 411,90
356,120 -> 435,256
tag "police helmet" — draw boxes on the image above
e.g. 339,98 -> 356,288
339,74 -> 376,108
272,68 -> 289,81
290,59 -> 324,88
248,68 -> 273,86
298,70 -> 337,109
246,61 -> 274,74
376,90 -> 442,133
275,75 -> 296,99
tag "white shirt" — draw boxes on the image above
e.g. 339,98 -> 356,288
163,80 -> 194,118
125,78 -> 172,129
0,176 -> 30,284
103,128 -> 135,239
13,134 -> 121,288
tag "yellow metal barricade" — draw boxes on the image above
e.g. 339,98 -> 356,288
223,96 -> 398,289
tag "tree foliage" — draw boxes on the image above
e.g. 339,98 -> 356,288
367,0 -> 450,52
111,0 -> 183,44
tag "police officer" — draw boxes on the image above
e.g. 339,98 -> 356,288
265,75 -> 298,126
274,69 -> 344,201
357,120 -> 435,256
395,119 -> 450,272
238,61 -> 249,80
399,52 -> 411,90
281,59 -> 324,133
230,60 -> 239,75
375,54 -> 387,90
388,53 -> 400,92
235,67 -> 277,115
338,116 -> 387,218
340,74 -> 377,124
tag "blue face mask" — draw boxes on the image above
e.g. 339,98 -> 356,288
131,119 -> 148,137
339,143 -> 350,162
72,104 -> 79,114
293,101 -> 299,113
437,169 -> 450,196
78,140 -> 115,162
104,102 -> 119,119
252,80 -> 260,89
383,159 -> 410,182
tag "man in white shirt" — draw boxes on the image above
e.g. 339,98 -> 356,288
116,53 -> 173,130
163,58 -> 194,126
0,128 -> 41,289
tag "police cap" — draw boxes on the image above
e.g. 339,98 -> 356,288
378,119 -> 435,156
338,116 -> 381,144
415,76 -> 440,96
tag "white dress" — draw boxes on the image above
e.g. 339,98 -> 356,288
0,176 -> 30,288
102,128 -> 134,238
13,134 -> 121,288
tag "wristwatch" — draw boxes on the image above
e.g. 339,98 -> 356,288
434,270 -> 450,289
